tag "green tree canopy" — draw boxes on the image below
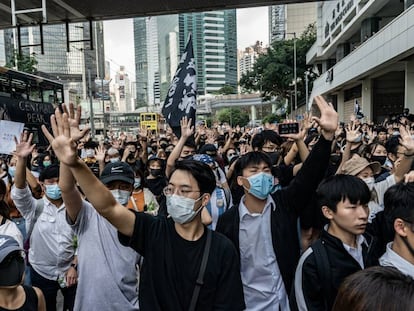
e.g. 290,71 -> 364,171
214,85 -> 237,95
217,107 -> 250,127
239,23 -> 317,107
6,50 -> 38,74
262,113 -> 282,125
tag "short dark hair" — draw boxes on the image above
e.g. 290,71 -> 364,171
234,151 -> 272,177
184,137 -> 196,149
384,182 -> 414,223
39,164 -> 60,182
332,266 -> 414,311
385,136 -> 401,155
170,160 -> 215,195
251,130 -> 283,150
316,174 -> 371,213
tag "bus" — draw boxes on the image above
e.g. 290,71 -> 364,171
139,112 -> 165,133
0,66 -> 63,146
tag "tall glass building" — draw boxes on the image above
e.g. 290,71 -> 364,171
133,17 -> 160,109
3,22 -> 105,99
179,9 -> 237,95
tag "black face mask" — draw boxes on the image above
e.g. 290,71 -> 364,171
128,153 -> 136,160
150,168 -> 162,177
371,155 -> 387,166
266,152 -> 280,165
151,146 -> 158,152
0,252 -> 25,287
160,143 -> 167,150
330,154 -> 342,166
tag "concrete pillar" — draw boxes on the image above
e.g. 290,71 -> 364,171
362,79 -> 373,121
251,105 -> 257,125
405,60 -> 414,112
272,103 -> 277,114
337,91 -> 345,122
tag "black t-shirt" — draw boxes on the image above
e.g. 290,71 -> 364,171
119,212 -> 245,311
145,177 -> 167,196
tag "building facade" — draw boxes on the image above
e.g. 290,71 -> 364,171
133,17 -> 161,110
307,0 -> 414,122
269,3 -> 317,43
179,10 -> 238,95
3,22 -> 105,101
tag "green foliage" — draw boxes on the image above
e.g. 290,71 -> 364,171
239,23 -> 317,105
217,107 -> 250,127
214,85 -> 237,95
6,50 -> 38,74
262,113 -> 281,124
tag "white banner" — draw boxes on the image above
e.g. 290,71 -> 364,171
0,120 -> 25,155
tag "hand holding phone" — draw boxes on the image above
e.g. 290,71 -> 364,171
278,122 -> 300,135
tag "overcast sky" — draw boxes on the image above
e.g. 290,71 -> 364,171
103,6 -> 269,81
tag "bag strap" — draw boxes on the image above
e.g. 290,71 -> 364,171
0,216 -> 6,226
312,240 -> 333,310
188,229 -> 212,311
26,198 -> 44,240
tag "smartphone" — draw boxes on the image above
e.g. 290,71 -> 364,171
278,122 -> 300,135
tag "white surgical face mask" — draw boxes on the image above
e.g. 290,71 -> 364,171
166,194 -> 203,224
362,177 -> 375,192
111,189 -> 131,206
110,157 -> 120,163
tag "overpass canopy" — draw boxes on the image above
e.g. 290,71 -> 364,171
0,0 -> 317,29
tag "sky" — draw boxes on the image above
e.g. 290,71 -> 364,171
103,6 -> 269,82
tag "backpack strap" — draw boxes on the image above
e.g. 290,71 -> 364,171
311,240 -> 333,309
26,198 -> 44,241
188,229 -> 212,311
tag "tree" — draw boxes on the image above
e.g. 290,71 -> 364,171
214,85 -> 237,95
262,113 -> 282,125
239,23 -> 317,106
217,107 -> 250,127
5,50 -> 38,74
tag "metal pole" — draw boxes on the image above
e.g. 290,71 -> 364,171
305,72 -> 309,112
293,32 -> 297,120
88,68 -> 95,138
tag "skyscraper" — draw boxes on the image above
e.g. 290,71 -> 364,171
3,22 -> 105,100
179,9 -> 238,95
133,17 -> 161,110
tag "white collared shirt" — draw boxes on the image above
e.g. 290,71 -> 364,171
342,234 -> 367,269
239,195 -> 289,311
11,185 -> 76,280
380,242 -> 414,279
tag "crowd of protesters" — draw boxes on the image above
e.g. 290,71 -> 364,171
0,97 -> 414,310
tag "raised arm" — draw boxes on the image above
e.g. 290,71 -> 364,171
393,125 -> 414,183
42,108 -> 135,236
165,116 -> 194,177
59,104 -> 89,222
13,131 -> 35,189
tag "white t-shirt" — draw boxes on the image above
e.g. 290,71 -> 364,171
0,218 -> 23,247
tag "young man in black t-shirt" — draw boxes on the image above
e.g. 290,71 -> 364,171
42,109 -> 245,311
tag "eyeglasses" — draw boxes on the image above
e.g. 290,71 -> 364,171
163,186 -> 200,198
228,153 -> 236,157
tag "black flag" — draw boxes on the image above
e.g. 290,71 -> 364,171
162,34 -> 196,138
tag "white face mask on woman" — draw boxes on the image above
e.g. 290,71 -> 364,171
362,177 -> 375,192
111,189 -> 131,206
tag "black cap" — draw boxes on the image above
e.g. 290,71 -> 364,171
100,162 -> 134,185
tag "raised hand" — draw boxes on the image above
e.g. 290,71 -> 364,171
14,131 -> 35,158
399,125 -> 414,155
41,108 -> 78,167
138,126 -> 148,139
62,103 -> 90,142
180,116 -> 194,139
312,95 -> 338,140
345,123 -> 361,143
95,145 -> 106,162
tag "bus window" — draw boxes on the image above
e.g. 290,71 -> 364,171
43,90 -> 55,104
29,85 -> 42,102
